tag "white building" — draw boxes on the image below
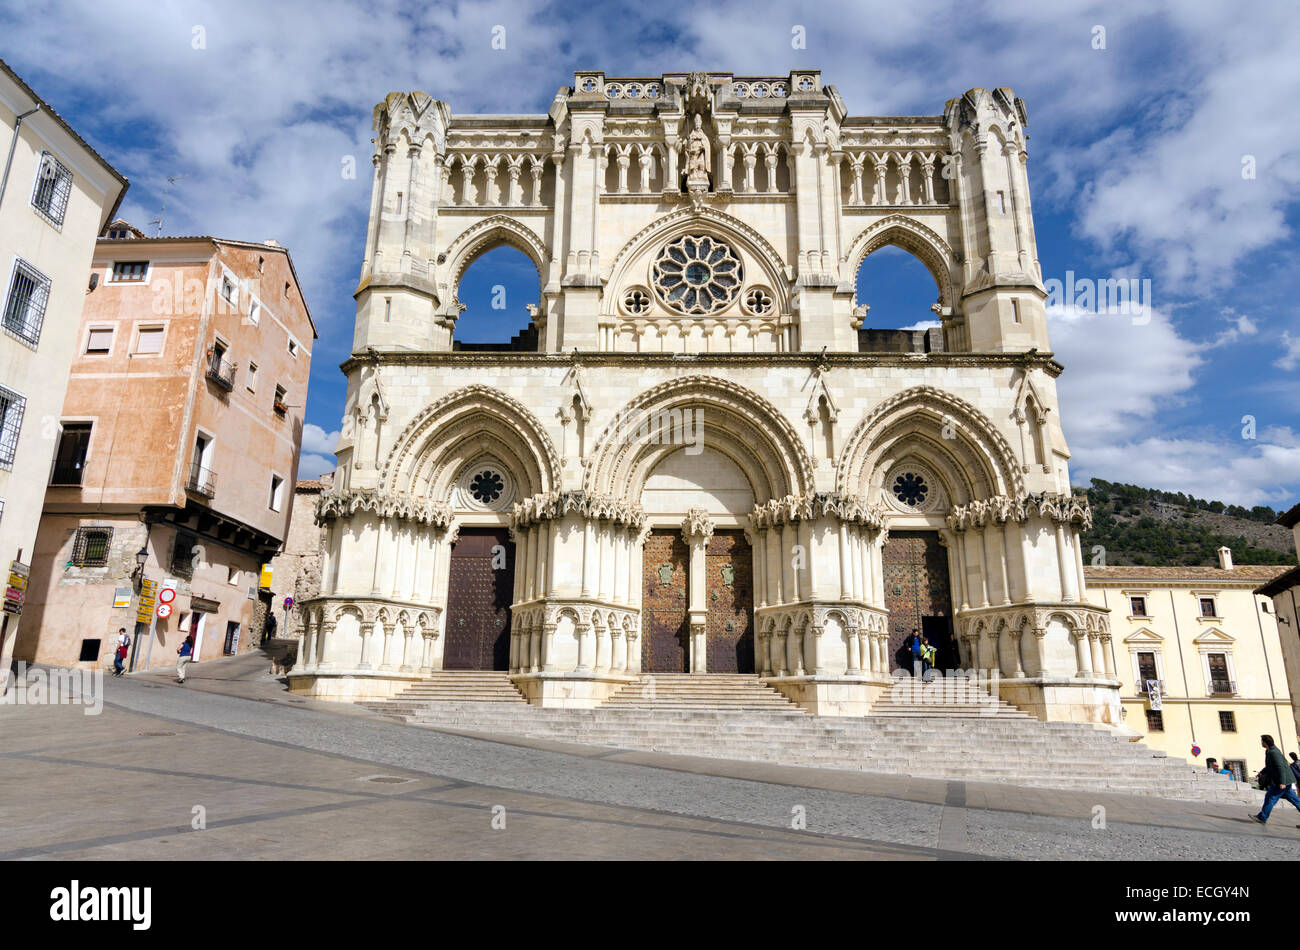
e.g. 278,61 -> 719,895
294,71 -> 1113,722
0,59 -> 127,668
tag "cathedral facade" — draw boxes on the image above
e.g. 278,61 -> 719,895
291,70 -> 1116,722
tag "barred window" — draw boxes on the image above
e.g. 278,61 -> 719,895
71,526 -> 113,567
1218,711 -> 1237,732
31,151 -> 73,226
0,384 -> 26,470
170,533 -> 197,577
1145,709 -> 1164,732
3,258 -> 51,347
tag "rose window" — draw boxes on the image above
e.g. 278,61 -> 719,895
744,287 -> 773,316
652,235 -> 743,315
623,288 -> 651,315
469,470 -> 505,504
891,472 -> 929,508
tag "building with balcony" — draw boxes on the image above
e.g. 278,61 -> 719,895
0,59 -> 128,671
1085,547 -> 1295,778
14,229 -> 316,671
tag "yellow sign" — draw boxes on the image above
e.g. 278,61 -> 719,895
7,573 -> 26,591
259,564 -> 273,589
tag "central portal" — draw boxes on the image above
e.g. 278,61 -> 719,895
705,530 -> 754,673
882,530 -> 955,671
444,528 -> 514,670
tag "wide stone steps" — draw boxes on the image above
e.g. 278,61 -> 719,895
361,674 -> 1253,804
382,672 -> 527,705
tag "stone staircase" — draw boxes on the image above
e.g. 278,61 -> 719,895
361,673 -> 1256,804
868,677 -> 1033,718
603,673 -> 803,712
377,671 -> 527,708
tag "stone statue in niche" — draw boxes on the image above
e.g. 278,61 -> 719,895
685,114 -> 711,184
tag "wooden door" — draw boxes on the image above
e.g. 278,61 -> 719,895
705,531 -> 754,673
444,528 -> 514,670
641,530 -> 689,672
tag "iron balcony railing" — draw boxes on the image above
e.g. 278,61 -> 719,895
1137,679 -> 1164,695
1208,679 -> 1236,696
205,349 -> 237,390
186,462 -> 216,498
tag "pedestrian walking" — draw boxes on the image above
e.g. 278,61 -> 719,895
1289,752 -> 1300,785
176,634 -> 194,684
906,628 -> 922,675
1251,735 -> 1300,825
112,628 -> 130,677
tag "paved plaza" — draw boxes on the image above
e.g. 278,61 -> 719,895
1,653 -> 1297,861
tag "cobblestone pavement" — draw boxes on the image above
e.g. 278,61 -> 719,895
2,653 -> 1296,860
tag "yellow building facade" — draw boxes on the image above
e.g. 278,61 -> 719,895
1085,548 -> 1294,781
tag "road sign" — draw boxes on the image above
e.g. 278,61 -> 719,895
157,603 -> 173,619
284,596 -> 294,609
159,587 -> 176,605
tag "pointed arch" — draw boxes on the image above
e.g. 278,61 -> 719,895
844,214 -> 957,310
585,375 -> 813,504
381,385 -> 560,502
439,215 -> 547,310
836,385 -> 1022,506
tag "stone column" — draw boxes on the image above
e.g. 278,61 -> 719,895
611,626 -> 625,672
399,623 -> 414,673
542,621 -> 558,672
846,625 -> 861,674
682,509 -> 713,674
1088,632 -> 1105,678
1009,628 -> 1025,677
419,629 -> 435,674
358,621 -> 374,670
1073,629 -> 1092,677
379,621 -> 394,671
804,622 -> 822,675
1100,634 -> 1116,678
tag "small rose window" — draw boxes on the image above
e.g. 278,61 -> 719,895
469,470 -> 505,505
624,288 -> 651,315
892,472 -> 928,507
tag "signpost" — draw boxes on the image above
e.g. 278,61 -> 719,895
4,561 -> 29,616
144,579 -> 179,671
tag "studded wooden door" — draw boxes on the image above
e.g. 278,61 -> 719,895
444,528 -> 514,670
705,531 -> 754,673
641,530 -> 689,672
882,530 -> 954,670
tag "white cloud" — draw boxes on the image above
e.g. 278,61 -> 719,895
301,423 -> 339,457
1277,332 -> 1300,371
1050,304 -> 1295,506
296,453 -> 336,481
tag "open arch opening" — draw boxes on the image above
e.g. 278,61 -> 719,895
854,245 -> 943,353
452,244 -> 541,351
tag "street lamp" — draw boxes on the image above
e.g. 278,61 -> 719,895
132,541 -> 149,592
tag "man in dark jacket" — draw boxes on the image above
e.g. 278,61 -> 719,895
1289,752 -> 1300,786
1251,735 -> 1300,824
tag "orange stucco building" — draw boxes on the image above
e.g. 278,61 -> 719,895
15,228 -> 316,671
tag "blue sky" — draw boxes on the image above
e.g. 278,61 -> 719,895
4,0 -> 1298,506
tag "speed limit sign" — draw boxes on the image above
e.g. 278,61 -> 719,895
159,587 -> 176,605
157,603 -> 173,619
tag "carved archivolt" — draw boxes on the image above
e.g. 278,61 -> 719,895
380,385 -> 560,501
585,374 -> 814,502
836,385 -> 1023,504
602,206 -> 791,318
510,490 -> 647,529
316,489 -> 454,529
958,603 -> 1109,638
945,491 -> 1092,532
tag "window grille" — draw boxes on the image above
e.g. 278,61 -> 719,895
71,526 -> 113,567
31,151 -> 72,226
3,258 -> 51,347
0,384 -> 27,470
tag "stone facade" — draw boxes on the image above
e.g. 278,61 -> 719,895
293,70 -> 1116,721
268,472 -> 332,640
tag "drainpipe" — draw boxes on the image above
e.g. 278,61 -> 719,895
0,104 -> 42,211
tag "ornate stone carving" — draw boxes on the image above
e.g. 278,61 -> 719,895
316,489 -> 454,529
509,490 -> 647,529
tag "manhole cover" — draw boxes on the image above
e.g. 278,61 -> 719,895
360,775 -> 412,785
138,731 -> 176,737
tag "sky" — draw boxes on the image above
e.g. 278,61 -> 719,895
4,0 -> 1298,506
